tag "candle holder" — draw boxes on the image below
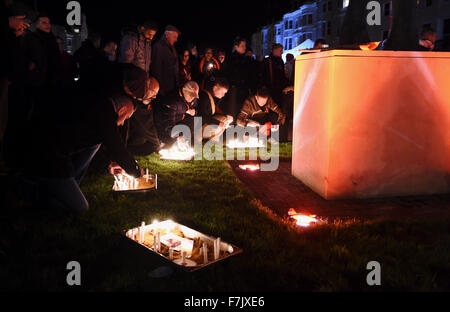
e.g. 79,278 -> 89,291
111,172 -> 158,200
125,220 -> 243,272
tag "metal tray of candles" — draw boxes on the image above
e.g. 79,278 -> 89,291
125,220 -> 243,272
112,170 -> 158,195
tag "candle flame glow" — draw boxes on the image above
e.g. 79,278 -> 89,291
288,208 -> 319,227
239,164 -> 261,171
227,136 -> 265,149
159,139 -> 196,160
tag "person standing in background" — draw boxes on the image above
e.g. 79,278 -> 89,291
119,20 -> 158,75
151,25 -> 181,97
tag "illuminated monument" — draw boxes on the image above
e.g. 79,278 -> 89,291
292,50 -> 450,199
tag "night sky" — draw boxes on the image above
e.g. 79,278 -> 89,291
19,0 -> 299,52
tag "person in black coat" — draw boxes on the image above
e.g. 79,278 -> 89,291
261,43 -> 289,105
197,78 -> 233,141
154,81 -> 200,147
223,37 -> 255,121
22,65 -> 146,214
22,14 -> 63,123
150,25 -> 181,97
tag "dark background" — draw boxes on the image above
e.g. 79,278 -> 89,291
19,0 -> 299,52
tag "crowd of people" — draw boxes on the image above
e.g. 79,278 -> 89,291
0,4 -> 297,214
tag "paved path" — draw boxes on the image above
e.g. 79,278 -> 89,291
228,160 -> 450,222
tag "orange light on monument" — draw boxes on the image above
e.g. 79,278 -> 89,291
288,209 -> 318,227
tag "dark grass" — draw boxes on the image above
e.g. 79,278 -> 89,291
1,143 -> 450,291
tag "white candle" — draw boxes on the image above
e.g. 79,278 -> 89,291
146,168 -> 149,182
169,248 -> 174,260
182,251 -> 186,265
156,232 -> 160,252
153,234 -> 157,252
213,239 -> 218,260
138,228 -> 142,244
139,222 -> 145,244
203,243 -> 208,264
215,237 -> 221,260
155,174 -> 158,190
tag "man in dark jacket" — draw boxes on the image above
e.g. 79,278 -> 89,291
223,37 -> 255,120
150,25 -> 181,97
23,65 -> 146,214
261,43 -> 289,105
154,81 -> 199,147
23,14 -> 63,121
119,20 -> 157,74
126,76 -> 161,155
197,78 -> 233,141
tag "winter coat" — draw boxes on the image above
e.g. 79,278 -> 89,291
237,95 -> 286,127
150,36 -> 179,95
155,90 -> 198,142
198,89 -> 226,125
119,29 -> 152,74
224,51 -> 255,90
261,54 -> 288,97
23,29 -> 63,88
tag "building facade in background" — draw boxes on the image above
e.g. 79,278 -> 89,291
252,0 -> 450,57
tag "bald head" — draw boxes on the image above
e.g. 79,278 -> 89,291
142,77 -> 159,105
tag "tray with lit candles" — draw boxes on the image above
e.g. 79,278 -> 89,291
125,220 -> 243,272
112,169 -> 157,195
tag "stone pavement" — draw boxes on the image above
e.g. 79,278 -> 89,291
228,160 -> 450,222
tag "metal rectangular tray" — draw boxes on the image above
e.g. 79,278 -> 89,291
124,220 -> 243,272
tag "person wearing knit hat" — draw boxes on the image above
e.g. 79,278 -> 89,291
165,25 -> 181,35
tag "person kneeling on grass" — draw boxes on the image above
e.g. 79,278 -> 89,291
236,86 -> 286,136
24,64 -> 146,214
198,77 -> 233,142
154,81 -> 200,148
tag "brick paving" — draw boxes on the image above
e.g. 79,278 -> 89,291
228,160 -> 450,222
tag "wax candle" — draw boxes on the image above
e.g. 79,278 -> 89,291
202,243 -> 208,264
182,251 -> 186,265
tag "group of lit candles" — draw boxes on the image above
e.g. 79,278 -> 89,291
113,173 -> 139,191
113,169 -> 155,191
134,221 -> 223,267
159,144 -> 196,161
227,136 -> 265,149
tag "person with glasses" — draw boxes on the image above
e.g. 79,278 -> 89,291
125,76 -> 161,156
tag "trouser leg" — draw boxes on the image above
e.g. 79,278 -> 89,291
71,144 -> 101,185
27,176 -> 89,214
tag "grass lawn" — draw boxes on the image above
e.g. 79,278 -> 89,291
1,143 -> 450,291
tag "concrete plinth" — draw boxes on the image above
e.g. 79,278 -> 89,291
292,50 -> 450,199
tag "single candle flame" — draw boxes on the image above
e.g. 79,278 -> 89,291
288,208 -> 318,227
239,164 -> 261,171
